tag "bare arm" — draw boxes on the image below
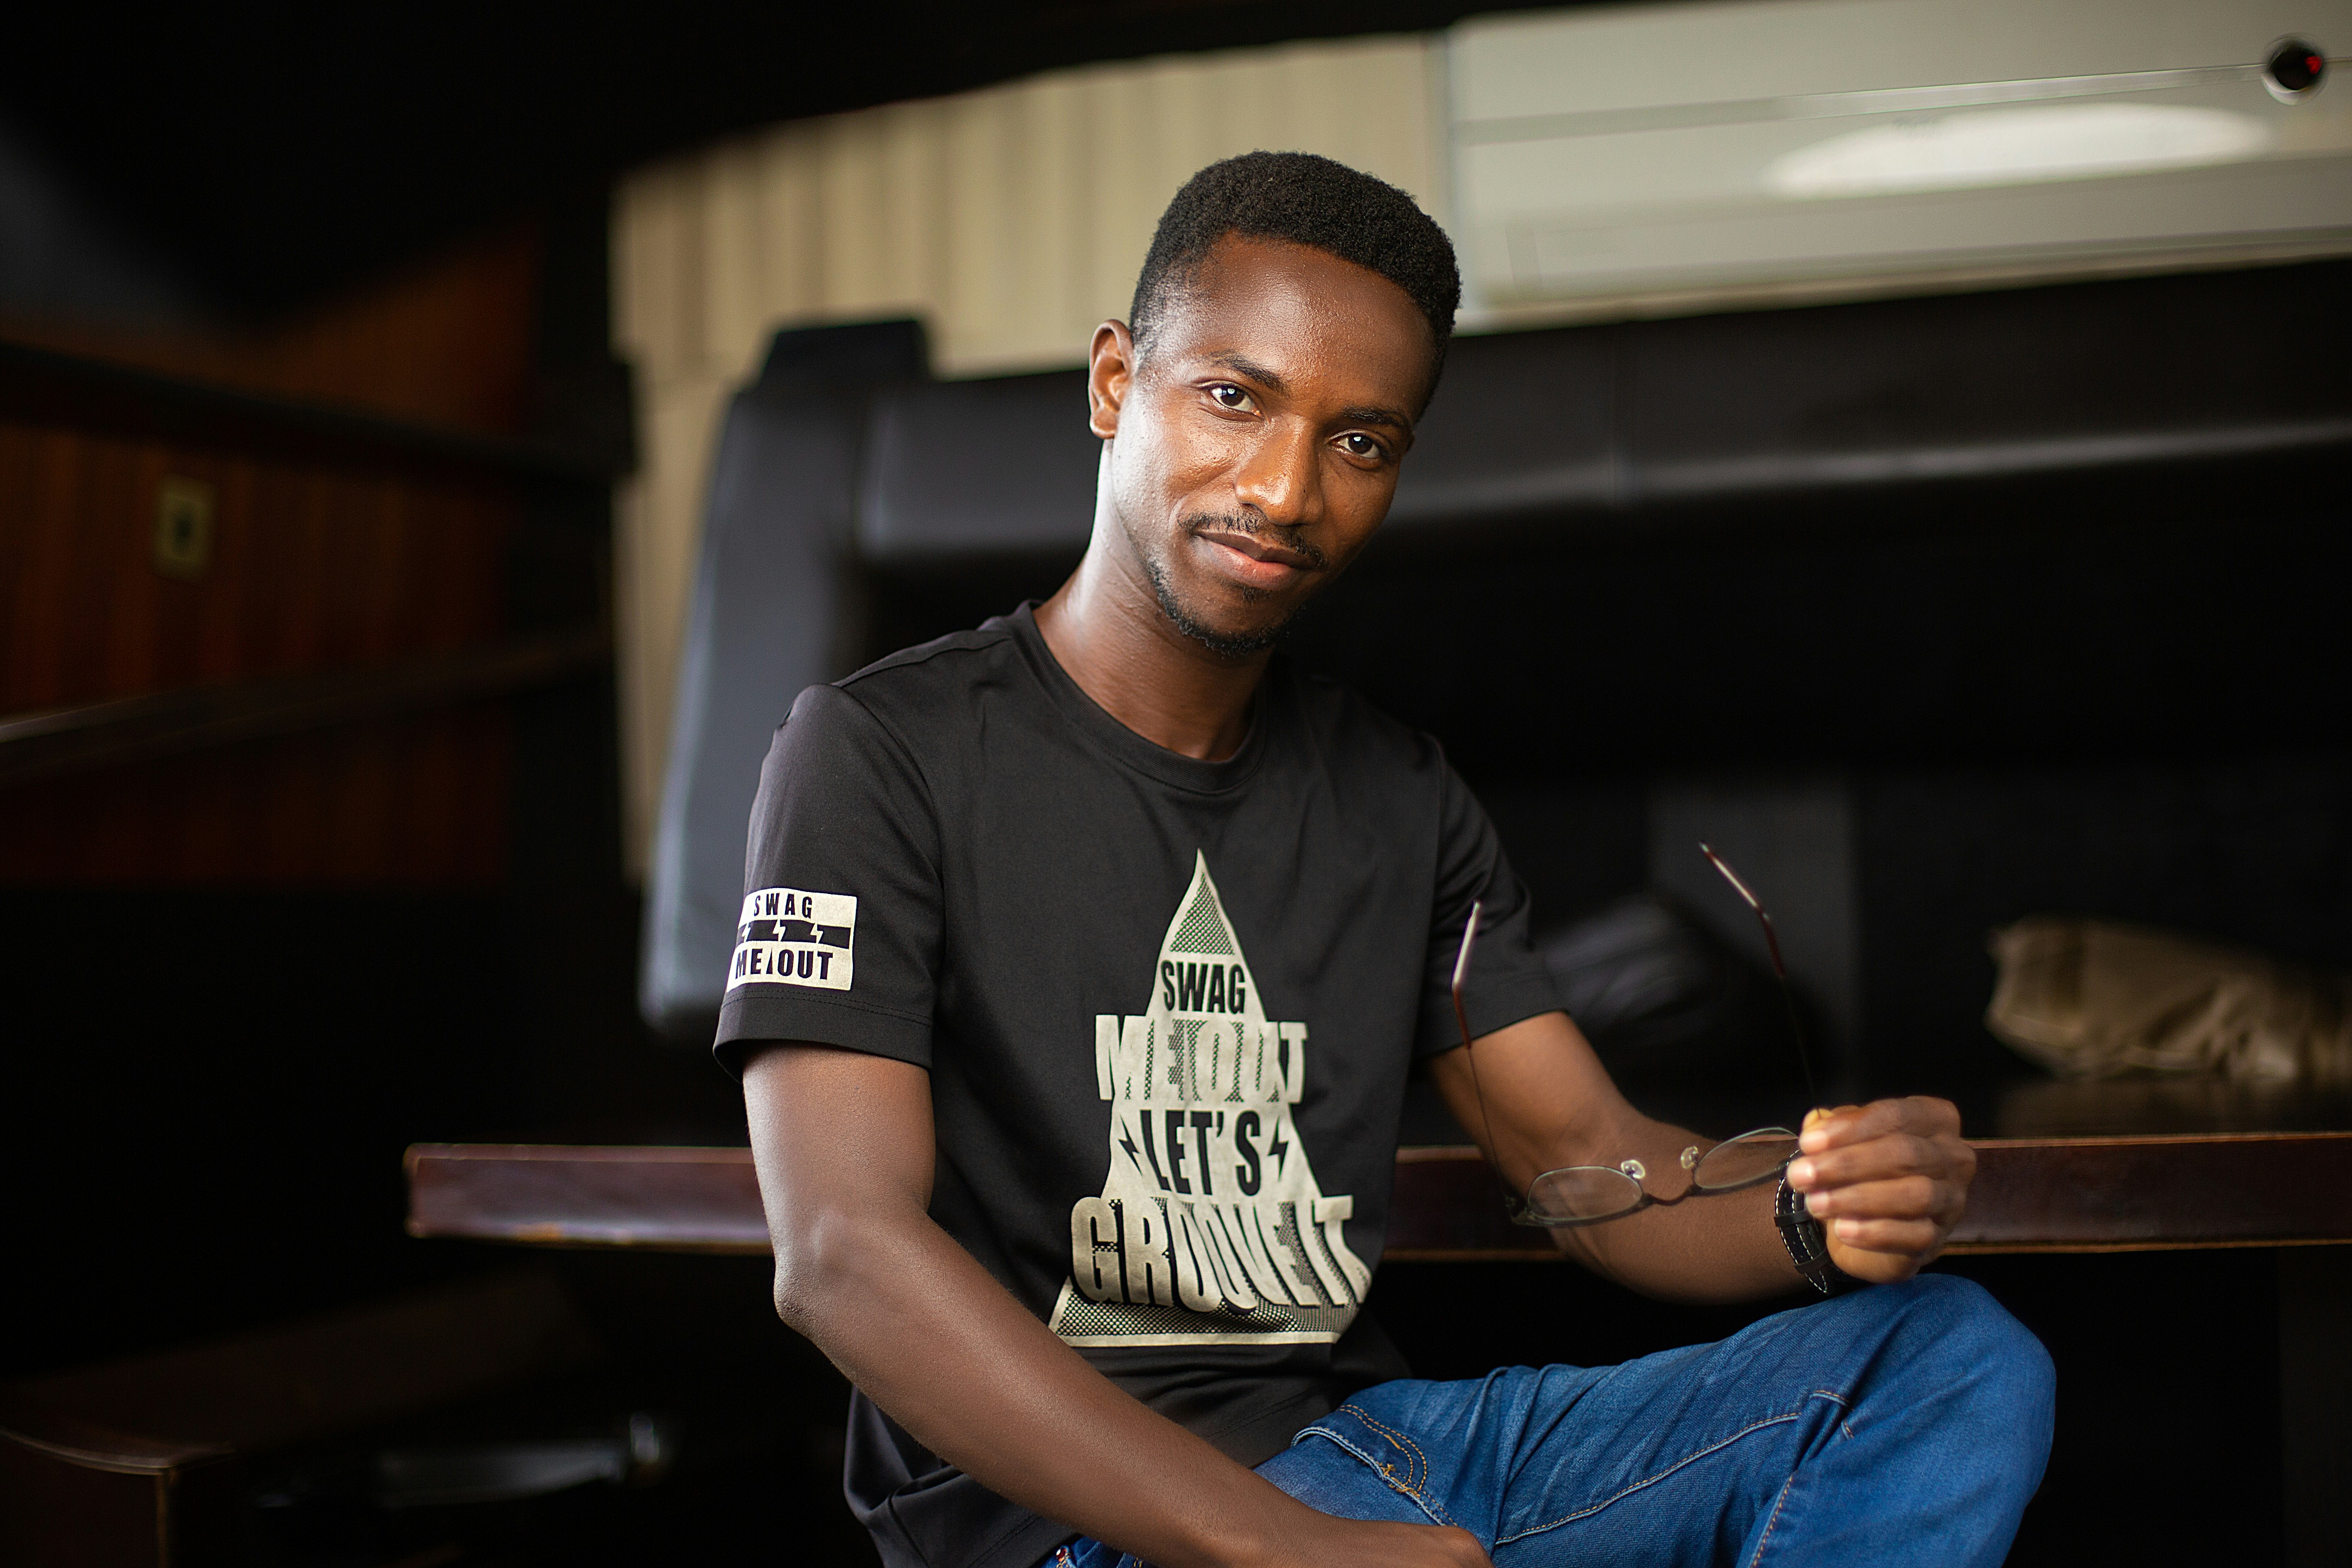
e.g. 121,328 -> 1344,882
742,1042 -> 1489,1568
1428,1012 -> 1973,1302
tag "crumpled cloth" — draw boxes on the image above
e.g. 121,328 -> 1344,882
1986,916 -> 2352,1085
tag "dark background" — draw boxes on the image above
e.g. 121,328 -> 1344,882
3,5 -> 2338,1564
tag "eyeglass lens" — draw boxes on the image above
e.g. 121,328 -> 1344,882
1522,1165 -> 1646,1224
1518,1129 -> 1799,1224
1690,1129 -> 1801,1191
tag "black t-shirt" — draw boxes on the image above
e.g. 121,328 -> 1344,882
716,605 -> 1558,1568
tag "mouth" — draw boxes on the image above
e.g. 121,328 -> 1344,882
1192,525 -> 1319,591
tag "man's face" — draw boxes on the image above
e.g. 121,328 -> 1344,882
1089,234 -> 1435,657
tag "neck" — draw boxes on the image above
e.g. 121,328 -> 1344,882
1034,523 -> 1270,764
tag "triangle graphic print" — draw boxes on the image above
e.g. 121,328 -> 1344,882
1049,852 -> 1371,1347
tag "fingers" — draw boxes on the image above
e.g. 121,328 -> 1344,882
1799,1177 -> 1967,1251
1799,1095 -> 1960,1155
1799,1173 -> 1946,1219
1788,1132 -> 1976,1194
1823,1215 -> 1941,1254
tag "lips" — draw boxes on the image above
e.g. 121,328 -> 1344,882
1194,527 -> 1316,590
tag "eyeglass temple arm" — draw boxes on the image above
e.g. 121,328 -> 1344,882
1697,844 -> 1822,1106
1450,901 -> 1510,1188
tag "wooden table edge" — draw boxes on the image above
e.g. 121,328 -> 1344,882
404,1134 -> 2352,1258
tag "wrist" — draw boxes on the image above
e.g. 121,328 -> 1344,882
1774,1172 -> 1859,1294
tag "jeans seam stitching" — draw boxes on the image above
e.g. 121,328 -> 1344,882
1745,1468 -> 1801,1568
1332,1407 -> 1450,1524
1294,1428 -> 1454,1530
1342,1405 -> 1434,1497
1494,1409 -> 1806,1544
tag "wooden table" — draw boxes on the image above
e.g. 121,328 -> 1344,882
405,1133 -> 2352,1258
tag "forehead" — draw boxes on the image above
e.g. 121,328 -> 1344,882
1148,235 -> 1436,406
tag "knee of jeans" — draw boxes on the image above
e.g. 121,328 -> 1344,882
1900,1276 -> 2057,1434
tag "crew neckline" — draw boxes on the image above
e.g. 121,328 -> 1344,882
1004,601 -> 1273,795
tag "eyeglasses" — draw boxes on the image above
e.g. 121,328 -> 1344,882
1449,846 -> 1817,1229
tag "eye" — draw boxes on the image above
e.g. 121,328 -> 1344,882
1206,383 -> 1256,412
1337,432 -> 1388,461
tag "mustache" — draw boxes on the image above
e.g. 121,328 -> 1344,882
1182,510 -> 1331,571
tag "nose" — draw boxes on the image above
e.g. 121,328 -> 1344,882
1230,416 -> 1324,530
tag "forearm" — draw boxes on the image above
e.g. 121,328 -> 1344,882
779,1198 -> 1310,1567
1541,1107 -> 1806,1304
1428,1016 -> 1805,1304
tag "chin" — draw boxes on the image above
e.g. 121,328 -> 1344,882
1147,559 -> 1296,658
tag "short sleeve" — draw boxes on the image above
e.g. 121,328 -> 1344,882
1416,758 -> 1562,1058
713,683 -> 942,1076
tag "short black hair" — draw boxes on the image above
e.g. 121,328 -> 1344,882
1129,151 -> 1461,392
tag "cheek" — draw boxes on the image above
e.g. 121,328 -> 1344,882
1305,483 -> 1398,572
1113,403 -> 1249,511
1323,460 -> 1399,551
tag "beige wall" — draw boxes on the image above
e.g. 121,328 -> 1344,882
610,34 -> 1444,875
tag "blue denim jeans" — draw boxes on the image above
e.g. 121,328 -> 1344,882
1052,1275 -> 2054,1567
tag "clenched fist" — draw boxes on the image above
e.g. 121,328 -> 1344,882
1785,1096 -> 1974,1285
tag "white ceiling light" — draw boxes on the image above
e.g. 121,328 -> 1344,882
1769,102 -> 2273,198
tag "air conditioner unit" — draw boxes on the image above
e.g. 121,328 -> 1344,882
1447,0 -> 2352,319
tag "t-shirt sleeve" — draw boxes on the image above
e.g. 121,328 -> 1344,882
1416,757 -> 1562,1058
713,682 -> 942,1077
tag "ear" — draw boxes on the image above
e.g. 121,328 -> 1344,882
1087,321 -> 1135,440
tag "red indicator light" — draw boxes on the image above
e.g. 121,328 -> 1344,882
2267,39 -> 2328,97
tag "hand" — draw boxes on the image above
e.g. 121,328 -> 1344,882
1784,1096 -> 1974,1285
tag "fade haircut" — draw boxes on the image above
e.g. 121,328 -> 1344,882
1128,151 -> 1462,395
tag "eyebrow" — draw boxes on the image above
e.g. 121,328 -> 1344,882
1207,352 -> 1416,435
1207,352 -> 1288,397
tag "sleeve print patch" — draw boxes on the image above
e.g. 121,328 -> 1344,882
728,887 -> 856,992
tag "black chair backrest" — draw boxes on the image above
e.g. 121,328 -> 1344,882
637,319 -> 929,1044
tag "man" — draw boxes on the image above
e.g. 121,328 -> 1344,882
724,153 -> 2054,1568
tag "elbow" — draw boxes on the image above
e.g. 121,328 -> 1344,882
768,1198 -> 878,1337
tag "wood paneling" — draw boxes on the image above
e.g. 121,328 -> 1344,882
0,225 -> 564,886
0,424 -> 514,713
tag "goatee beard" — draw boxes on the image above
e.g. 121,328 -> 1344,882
1144,554 -> 1294,659
1140,510 -> 1325,658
